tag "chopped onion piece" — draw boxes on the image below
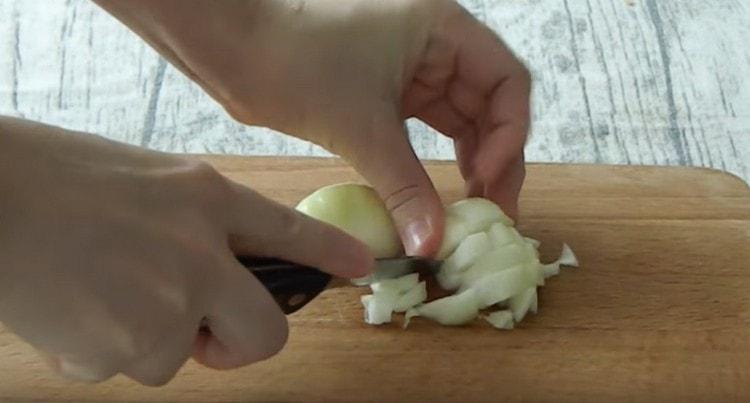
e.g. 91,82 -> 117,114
441,232 -> 492,275
487,222 -> 524,248
404,290 -> 480,327
525,237 -> 541,248
436,269 -> 463,291
508,287 -> 537,322
436,215 -> 472,260
541,244 -> 579,279
446,198 -> 514,231
393,281 -> 427,312
370,273 -> 419,295
524,241 -> 540,260
558,243 -> 579,267
459,244 -> 536,288
470,265 -> 538,308
361,294 -> 394,325
542,262 -> 560,279
484,311 -> 514,330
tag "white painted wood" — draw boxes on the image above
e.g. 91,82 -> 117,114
0,0 -> 747,182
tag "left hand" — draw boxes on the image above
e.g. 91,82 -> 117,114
95,0 -> 531,257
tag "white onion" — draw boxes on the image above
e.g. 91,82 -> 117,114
558,243 -> 579,267
296,183 -> 402,258
394,281 -> 427,313
370,273 -> 419,295
487,222 -> 524,247
458,244 -> 536,290
437,232 -> 492,290
435,214 -> 472,260
508,287 -> 537,322
446,198 -> 514,230
471,265 -> 538,308
484,310 -> 514,330
404,289 -> 480,327
360,294 -> 393,325
296,185 -> 580,331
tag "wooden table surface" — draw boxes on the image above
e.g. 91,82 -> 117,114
0,0 -> 748,183
0,157 -> 748,402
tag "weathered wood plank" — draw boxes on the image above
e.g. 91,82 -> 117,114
0,0 -> 747,182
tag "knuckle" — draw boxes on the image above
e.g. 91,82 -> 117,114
277,208 -> 305,239
179,161 -> 233,212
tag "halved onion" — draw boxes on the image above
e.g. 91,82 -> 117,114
296,183 -> 402,258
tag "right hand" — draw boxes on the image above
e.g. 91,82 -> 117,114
0,117 -> 373,386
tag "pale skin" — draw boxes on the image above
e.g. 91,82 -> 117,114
0,0 -> 530,386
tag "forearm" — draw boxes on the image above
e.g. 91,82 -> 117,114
91,0 -> 273,103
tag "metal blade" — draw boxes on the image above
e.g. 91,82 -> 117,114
350,257 -> 440,286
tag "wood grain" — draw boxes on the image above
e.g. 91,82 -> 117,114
0,157 -> 748,403
0,0 -> 747,183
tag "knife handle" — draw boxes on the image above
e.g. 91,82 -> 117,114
236,256 -> 333,315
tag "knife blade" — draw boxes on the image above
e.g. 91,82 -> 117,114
237,256 -> 440,315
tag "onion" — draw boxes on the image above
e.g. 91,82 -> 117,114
296,183 -> 402,258
296,184 -> 580,331
370,273 -> 419,295
487,222 -> 524,247
435,215 -> 472,260
360,295 -> 393,325
471,265 -> 538,308
393,282 -> 427,313
458,244 -> 536,290
484,311 -> 514,330
446,198 -> 514,230
508,287 -> 537,322
542,244 -> 579,279
404,290 -> 480,327
437,232 -> 492,290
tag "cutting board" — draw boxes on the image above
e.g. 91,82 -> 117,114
1,157 -> 748,403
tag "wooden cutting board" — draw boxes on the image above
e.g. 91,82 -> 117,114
1,157 -> 748,403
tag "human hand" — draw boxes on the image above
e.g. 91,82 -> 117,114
95,0 -> 530,257
0,117 -> 372,385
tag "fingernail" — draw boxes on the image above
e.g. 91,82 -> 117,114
403,218 -> 434,256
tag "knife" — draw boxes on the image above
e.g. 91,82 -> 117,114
237,256 -> 439,314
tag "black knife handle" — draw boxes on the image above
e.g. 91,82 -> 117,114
236,256 -> 333,315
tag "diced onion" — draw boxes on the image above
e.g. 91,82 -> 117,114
404,290 -> 480,327
487,222 -> 524,247
361,294 -> 393,325
484,310 -> 514,330
370,273 -> 419,295
446,198 -> 514,230
558,243 -> 579,267
458,244 -> 536,289
394,281 -> 427,313
508,287 -> 537,322
435,215 -> 472,260
471,265 -> 538,308
297,186 -> 581,331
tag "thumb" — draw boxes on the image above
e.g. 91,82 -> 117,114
347,112 -> 444,257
